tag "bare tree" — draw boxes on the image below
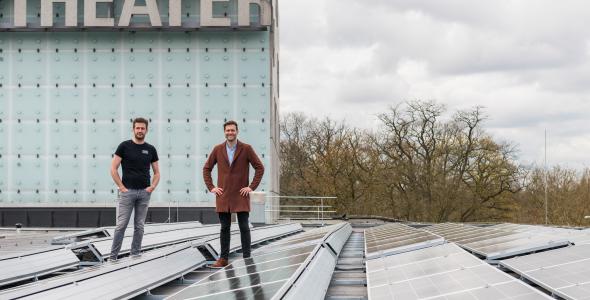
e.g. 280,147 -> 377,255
280,101 -> 589,226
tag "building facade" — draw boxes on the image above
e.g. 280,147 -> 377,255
0,0 -> 279,226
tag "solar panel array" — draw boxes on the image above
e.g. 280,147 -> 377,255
104,221 -> 204,237
490,223 -> 575,234
5,220 -> 589,299
0,242 -> 208,300
166,223 -> 353,300
364,223 -> 444,259
78,222 -> 260,260
490,223 -> 590,245
1,229 -> 80,253
500,244 -> 590,300
166,244 -> 314,300
89,224 -> 223,259
52,221 -> 205,244
259,224 -> 336,249
206,223 -> 303,259
424,223 -> 570,260
366,243 -> 551,300
0,222 -> 307,299
281,223 -> 353,300
0,247 -> 79,287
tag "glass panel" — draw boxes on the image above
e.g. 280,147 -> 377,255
168,265 -> 297,300
206,255 -> 307,281
185,280 -> 287,300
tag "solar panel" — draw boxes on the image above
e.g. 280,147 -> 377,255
452,230 -> 514,245
167,223 -> 352,300
172,280 -> 288,300
210,255 -> 309,280
426,224 -> 509,243
266,231 -> 325,247
490,223 -> 575,235
0,242 -> 206,300
89,224 -> 224,258
277,242 -> 343,299
230,245 -> 316,270
490,223 -> 590,245
167,264 -> 302,299
0,247 -> 79,287
103,221 -> 204,237
489,223 -> 525,232
206,223 -> 303,259
275,223 -> 352,299
0,244 -> 64,260
500,244 -> 590,300
51,221 -> 204,244
366,243 -> 551,300
466,236 -> 568,260
325,222 -> 353,255
0,230 -> 82,252
364,223 -> 444,259
424,223 -> 570,260
1,224 -> 306,299
85,222 -> 267,260
251,224 -> 343,255
366,241 -> 463,272
51,228 -> 113,245
166,242 -> 318,299
412,281 -> 546,300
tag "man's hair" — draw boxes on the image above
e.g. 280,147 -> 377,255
223,120 -> 238,130
133,117 -> 149,129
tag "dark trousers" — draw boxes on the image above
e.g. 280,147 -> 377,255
219,212 -> 251,259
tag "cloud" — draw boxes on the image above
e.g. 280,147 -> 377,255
279,0 -> 590,168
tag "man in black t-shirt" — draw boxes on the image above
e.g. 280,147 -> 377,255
109,117 -> 160,260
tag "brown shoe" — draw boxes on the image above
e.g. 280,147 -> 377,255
211,258 -> 228,268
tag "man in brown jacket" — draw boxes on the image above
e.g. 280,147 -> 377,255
203,120 -> 264,268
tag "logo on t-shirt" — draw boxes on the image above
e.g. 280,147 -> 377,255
142,150 -> 149,155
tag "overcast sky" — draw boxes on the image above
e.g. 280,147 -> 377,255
278,0 -> 590,169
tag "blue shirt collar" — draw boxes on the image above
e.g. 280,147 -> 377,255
226,141 -> 237,150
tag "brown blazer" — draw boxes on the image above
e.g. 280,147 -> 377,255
203,140 -> 265,212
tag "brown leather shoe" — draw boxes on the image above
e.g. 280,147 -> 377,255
211,258 -> 228,268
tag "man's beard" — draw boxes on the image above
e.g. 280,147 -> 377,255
135,133 -> 145,141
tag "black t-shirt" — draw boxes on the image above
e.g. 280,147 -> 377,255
115,140 -> 159,189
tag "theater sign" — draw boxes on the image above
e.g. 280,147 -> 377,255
4,0 -> 271,29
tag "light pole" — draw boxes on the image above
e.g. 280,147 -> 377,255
544,129 -> 548,225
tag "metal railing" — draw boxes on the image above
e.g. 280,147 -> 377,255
264,196 -> 337,225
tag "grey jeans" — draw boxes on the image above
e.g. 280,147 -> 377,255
109,189 -> 151,259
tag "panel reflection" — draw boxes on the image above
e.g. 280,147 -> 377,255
167,265 -> 299,299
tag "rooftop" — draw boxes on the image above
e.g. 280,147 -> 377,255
1,219 -> 588,299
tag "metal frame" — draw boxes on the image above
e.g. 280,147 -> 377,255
0,247 -> 80,287
164,222 -> 352,300
205,223 -> 303,259
164,246 -> 315,300
52,228 -> 111,245
275,223 -> 352,300
424,222 -> 572,260
499,244 -> 590,300
0,242 -> 207,300
364,223 -> 445,260
365,243 -> 551,300
88,223 -> 233,258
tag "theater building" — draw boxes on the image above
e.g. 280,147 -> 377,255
0,0 -> 279,226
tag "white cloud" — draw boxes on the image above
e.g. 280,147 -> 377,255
279,0 -> 590,168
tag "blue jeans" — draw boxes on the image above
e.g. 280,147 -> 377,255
109,189 -> 151,259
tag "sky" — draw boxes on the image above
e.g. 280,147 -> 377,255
278,0 -> 590,169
